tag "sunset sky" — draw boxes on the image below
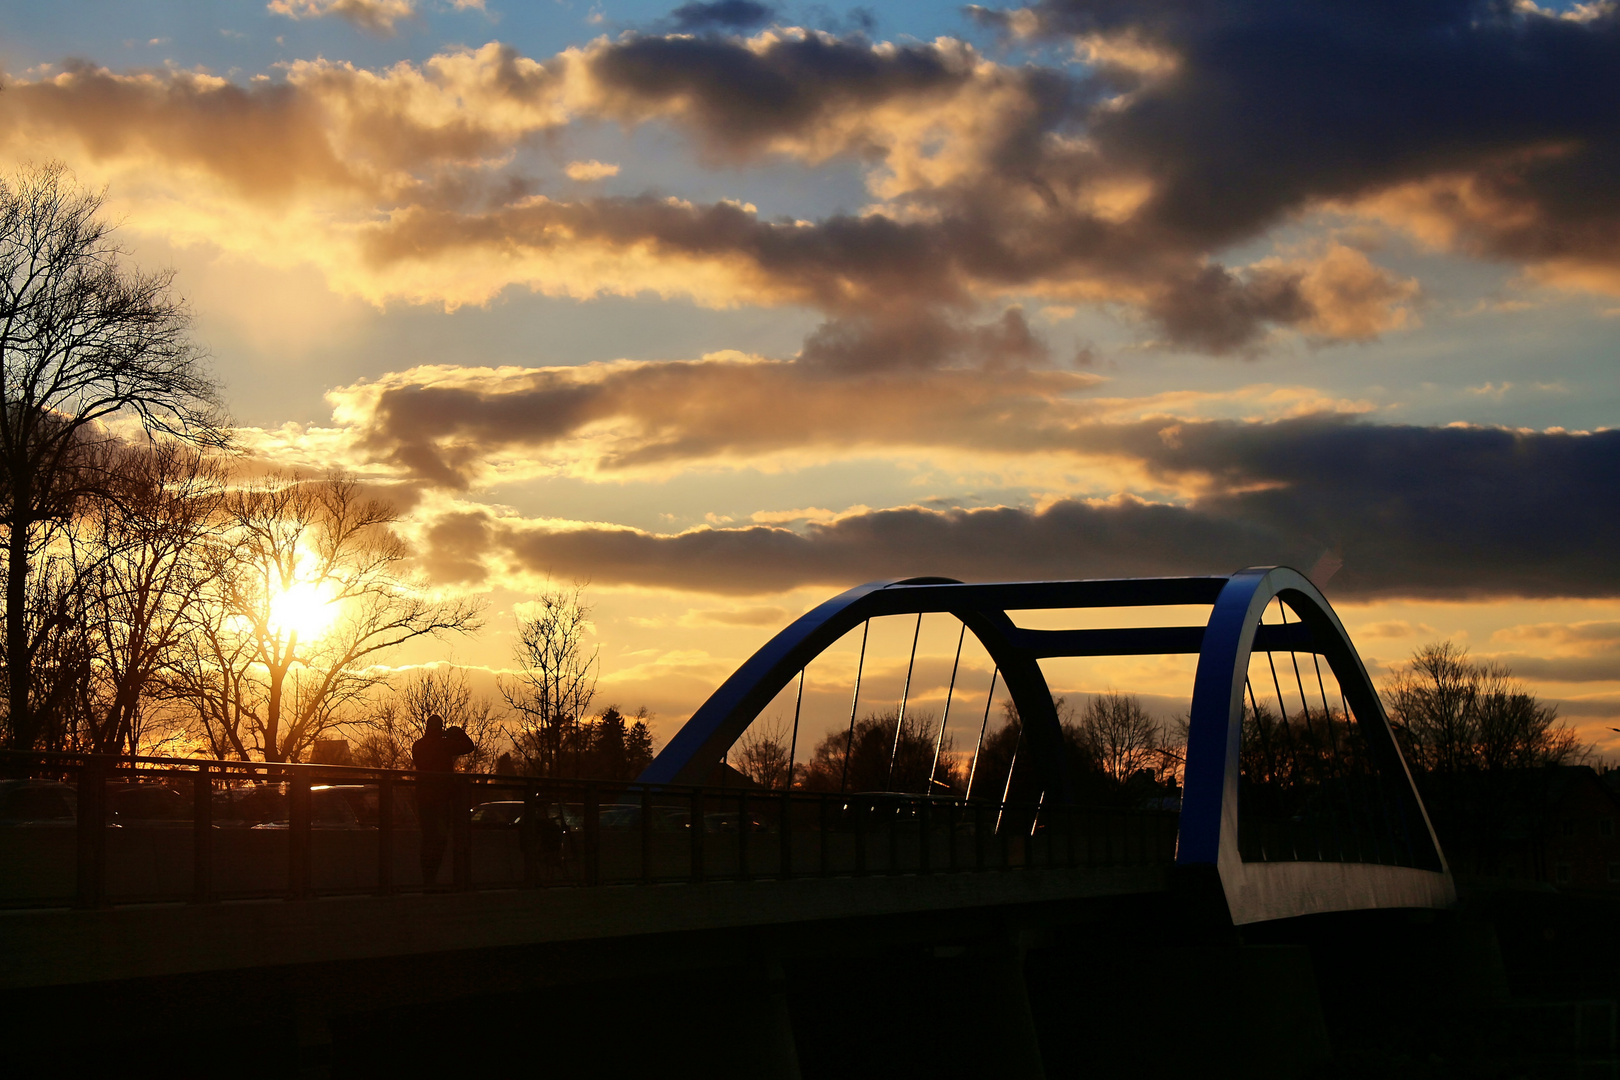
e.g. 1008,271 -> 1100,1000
3,0 -> 1617,761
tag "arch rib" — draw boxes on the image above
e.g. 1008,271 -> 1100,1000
637,567 -> 1454,926
1178,567 -> 1452,924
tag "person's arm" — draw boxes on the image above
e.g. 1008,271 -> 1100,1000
445,726 -> 477,757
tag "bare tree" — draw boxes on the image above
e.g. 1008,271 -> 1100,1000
800,709 -> 959,794
352,696 -> 414,771
1385,641 -> 1584,773
77,440 -> 226,755
174,474 -> 482,762
501,582 -> 597,777
734,717 -> 794,790
395,666 -> 504,773
0,164 -> 226,749
1080,692 -> 1168,782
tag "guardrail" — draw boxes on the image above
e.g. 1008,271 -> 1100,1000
0,751 -> 1179,909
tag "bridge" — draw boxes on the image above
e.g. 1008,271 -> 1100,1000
0,568 -> 1495,1077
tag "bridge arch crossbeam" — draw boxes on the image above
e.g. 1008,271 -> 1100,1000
637,574 -> 1233,795
1180,566 -> 1453,924
639,567 -> 1455,925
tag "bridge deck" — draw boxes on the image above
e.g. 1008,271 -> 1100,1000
1,863 -> 1172,990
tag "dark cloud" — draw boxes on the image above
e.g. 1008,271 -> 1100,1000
669,0 -> 775,32
416,413 -> 1620,601
423,510 -> 494,585
984,0 -> 1620,282
1485,654 -> 1620,684
20,6 -> 1613,353
346,360 -> 1101,487
799,306 -> 1052,370
1067,417 -> 1620,599
586,31 -> 986,156
361,195 -> 971,312
1549,697 -> 1620,719
491,497 -> 1288,595
0,62 -> 352,201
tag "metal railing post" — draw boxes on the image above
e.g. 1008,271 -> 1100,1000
855,799 -> 868,877
737,791 -> 749,881
452,774 -> 472,890
641,786 -> 653,885
192,762 -> 212,904
919,797 -> 932,875
76,756 -> 107,909
887,800 -> 899,874
288,769 -> 312,900
377,774 -> 395,894
690,788 -> 705,883
584,783 -> 600,886
779,792 -> 792,881
520,781 -> 539,887
819,794 -> 830,877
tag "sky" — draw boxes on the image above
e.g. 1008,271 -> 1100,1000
2,0 -> 1617,763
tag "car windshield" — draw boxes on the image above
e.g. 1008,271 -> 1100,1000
0,783 -> 75,821
109,786 -> 190,820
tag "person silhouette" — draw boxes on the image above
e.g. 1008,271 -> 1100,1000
412,713 -> 476,888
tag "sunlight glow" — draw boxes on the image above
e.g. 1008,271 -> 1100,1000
268,581 -> 340,642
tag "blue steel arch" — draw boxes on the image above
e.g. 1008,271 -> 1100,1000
1180,566 -> 1452,923
639,567 -> 1454,923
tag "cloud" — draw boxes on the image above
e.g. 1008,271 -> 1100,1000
982,0 -> 1620,296
7,6 -> 1616,351
267,0 -> 416,35
798,306 -> 1053,371
331,357 -> 1106,487
1494,621 -> 1620,648
669,1 -> 775,32
398,407 -> 1620,600
565,158 -> 620,180
1358,620 -> 1434,639
1484,653 -> 1620,683
681,604 -> 792,626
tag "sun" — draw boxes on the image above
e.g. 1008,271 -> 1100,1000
268,580 -> 340,641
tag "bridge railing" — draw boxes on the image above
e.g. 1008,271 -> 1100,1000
0,750 -> 1178,909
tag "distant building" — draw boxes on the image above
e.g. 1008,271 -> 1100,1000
309,738 -> 354,766
1422,765 -> 1620,890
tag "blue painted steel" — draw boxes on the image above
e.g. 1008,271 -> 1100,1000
638,575 -> 1229,788
639,566 -> 1454,924
1177,567 -> 1450,922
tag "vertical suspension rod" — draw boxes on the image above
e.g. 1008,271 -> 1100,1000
839,620 -> 870,794
787,667 -> 805,790
927,623 -> 967,796
965,668 -> 999,800
888,613 -> 924,784
996,722 -> 1023,835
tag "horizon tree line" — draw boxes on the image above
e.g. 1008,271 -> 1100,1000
0,164 -> 654,779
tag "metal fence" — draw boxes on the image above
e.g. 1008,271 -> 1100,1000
0,751 -> 1180,909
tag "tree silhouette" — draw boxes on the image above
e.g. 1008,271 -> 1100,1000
1385,641 -> 1584,774
0,164 -> 226,750
800,709 -> 961,794
502,581 -> 598,777
174,474 -> 481,762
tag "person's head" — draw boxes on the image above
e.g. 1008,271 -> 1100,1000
425,713 -> 444,738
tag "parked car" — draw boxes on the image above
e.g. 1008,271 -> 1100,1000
106,782 -> 192,825
313,784 -> 418,828
598,803 -> 692,832
470,801 -> 523,827
0,779 -> 77,825
469,800 -> 582,831
466,800 -> 580,865
213,783 -> 361,829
